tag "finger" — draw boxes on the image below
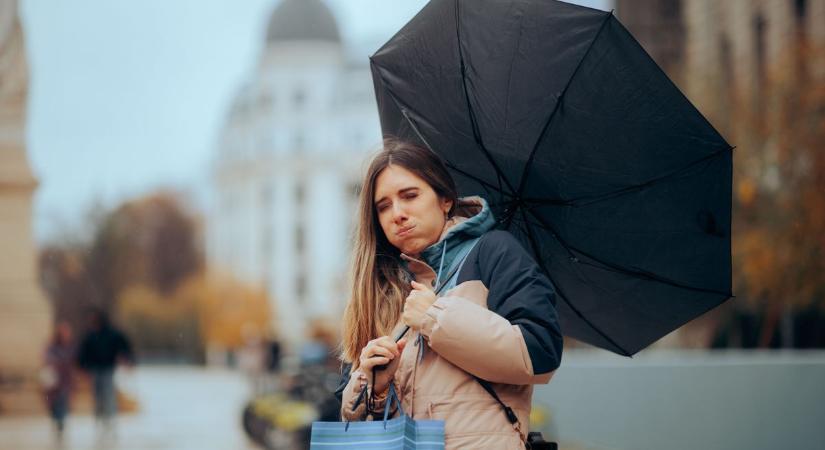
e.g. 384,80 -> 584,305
374,340 -> 400,358
363,357 -> 391,369
411,280 -> 427,290
366,336 -> 390,352
370,346 -> 394,359
361,341 -> 387,359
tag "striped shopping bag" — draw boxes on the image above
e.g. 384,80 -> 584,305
310,383 -> 444,449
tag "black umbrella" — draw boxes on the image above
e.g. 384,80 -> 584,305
370,0 -> 733,356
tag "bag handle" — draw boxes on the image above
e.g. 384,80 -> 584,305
348,372 -> 403,423
382,382 -> 403,427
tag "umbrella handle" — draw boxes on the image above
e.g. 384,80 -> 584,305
394,326 -> 410,343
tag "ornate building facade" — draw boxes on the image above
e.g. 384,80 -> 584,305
208,0 -> 379,348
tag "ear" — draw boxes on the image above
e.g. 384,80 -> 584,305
441,197 -> 454,216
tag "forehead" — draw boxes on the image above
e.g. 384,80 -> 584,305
374,165 -> 428,200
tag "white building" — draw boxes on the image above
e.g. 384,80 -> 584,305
208,0 -> 380,348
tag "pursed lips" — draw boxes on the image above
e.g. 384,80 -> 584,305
396,225 -> 415,237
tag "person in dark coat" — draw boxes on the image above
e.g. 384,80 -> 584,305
76,310 -> 134,435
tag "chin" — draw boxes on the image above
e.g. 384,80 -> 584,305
398,239 -> 424,256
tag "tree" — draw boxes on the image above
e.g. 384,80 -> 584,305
728,39 -> 825,347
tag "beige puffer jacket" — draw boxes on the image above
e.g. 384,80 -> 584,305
340,197 -> 561,449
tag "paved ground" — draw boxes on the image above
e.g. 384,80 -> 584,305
0,366 -> 259,450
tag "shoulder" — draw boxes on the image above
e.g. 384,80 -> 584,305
460,229 -> 540,285
476,229 -> 533,263
479,229 -> 521,248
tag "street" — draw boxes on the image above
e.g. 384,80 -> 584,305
0,366 -> 259,450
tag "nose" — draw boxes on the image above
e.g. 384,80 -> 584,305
391,202 -> 408,224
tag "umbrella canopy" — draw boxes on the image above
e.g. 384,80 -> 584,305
370,0 -> 733,356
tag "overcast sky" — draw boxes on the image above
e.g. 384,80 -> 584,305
20,0 -> 610,243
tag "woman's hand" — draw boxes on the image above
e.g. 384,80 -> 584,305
402,280 -> 438,331
358,336 -> 407,393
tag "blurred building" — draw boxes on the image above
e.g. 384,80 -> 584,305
208,0 -> 379,348
0,0 -> 52,413
617,0 -> 825,152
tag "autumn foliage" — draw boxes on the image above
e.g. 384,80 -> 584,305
725,40 -> 825,347
39,191 -> 274,361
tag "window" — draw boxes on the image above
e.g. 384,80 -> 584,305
295,225 -> 305,253
794,0 -> 807,39
718,35 -> 734,133
294,182 -> 306,204
753,15 -> 768,130
795,0 -> 807,21
659,0 -> 682,19
293,131 -> 304,152
293,89 -> 306,108
754,14 -> 767,88
257,92 -> 273,112
295,273 -> 307,302
261,184 -> 273,205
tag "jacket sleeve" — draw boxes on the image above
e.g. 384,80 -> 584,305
336,363 -> 394,421
419,230 -> 563,384
76,335 -> 92,370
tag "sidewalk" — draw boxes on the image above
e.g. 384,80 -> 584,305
0,366 -> 259,450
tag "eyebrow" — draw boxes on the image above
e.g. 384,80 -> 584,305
374,187 -> 419,206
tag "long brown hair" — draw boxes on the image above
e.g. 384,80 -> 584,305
341,138 -> 457,364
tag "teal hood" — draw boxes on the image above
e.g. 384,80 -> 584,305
415,196 -> 496,280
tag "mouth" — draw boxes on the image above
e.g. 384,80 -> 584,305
396,225 -> 416,237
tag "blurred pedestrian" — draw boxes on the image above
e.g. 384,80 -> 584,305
76,309 -> 134,439
42,321 -> 75,441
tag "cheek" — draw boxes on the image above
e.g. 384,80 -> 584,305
377,216 -> 394,241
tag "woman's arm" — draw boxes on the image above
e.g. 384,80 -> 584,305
338,364 -> 368,421
336,363 -> 394,421
418,230 -> 563,385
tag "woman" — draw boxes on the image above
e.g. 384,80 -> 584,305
43,321 -> 75,439
337,139 -> 563,448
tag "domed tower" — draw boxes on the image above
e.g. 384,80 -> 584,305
209,0 -> 377,353
260,0 -> 344,69
265,0 -> 341,44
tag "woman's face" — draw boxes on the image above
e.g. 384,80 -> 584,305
374,164 -> 453,257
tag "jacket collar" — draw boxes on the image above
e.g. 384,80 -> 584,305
400,196 -> 495,286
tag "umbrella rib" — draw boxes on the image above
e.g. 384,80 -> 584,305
372,57 -> 509,197
514,12 -> 614,200
519,208 -> 633,356
454,0 -> 516,196
379,85 -> 505,196
399,107 -> 436,156
523,146 -> 734,208
525,208 -> 732,297
371,61 -> 446,165
444,162 -> 510,193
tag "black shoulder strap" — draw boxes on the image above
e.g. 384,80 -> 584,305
474,376 -> 519,425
